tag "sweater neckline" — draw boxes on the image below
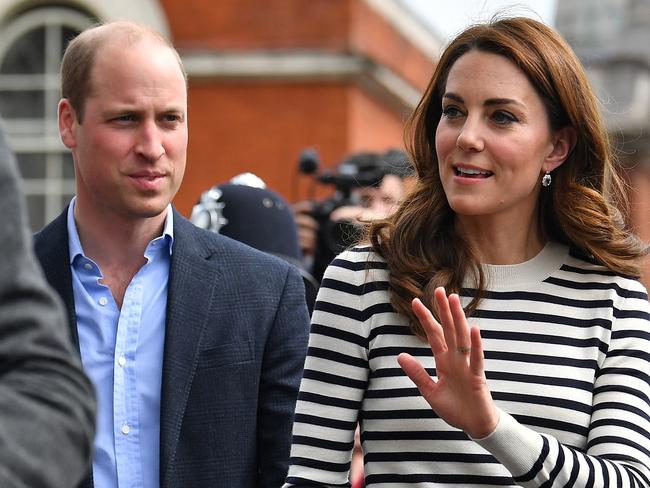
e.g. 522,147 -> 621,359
476,241 -> 569,290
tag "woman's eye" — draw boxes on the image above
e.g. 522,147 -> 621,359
442,106 -> 463,118
492,111 -> 518,124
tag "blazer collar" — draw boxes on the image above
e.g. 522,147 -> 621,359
33,207 -> 80,350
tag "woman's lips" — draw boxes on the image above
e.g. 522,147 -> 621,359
453,165 -> 493,180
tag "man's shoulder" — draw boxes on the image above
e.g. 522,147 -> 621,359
174,212 -> 293,272
33,208 -> 68,260
34,208 -> 67,238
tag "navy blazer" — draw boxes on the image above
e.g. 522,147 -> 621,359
34,207 -> 310,488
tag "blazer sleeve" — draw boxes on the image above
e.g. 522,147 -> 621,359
0,124 -> 96,488
257,262 -> 310,487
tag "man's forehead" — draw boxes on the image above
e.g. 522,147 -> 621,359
93,36 -> 173,66
88,39 -> 187,91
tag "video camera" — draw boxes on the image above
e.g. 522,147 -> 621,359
298,147 -> 409,280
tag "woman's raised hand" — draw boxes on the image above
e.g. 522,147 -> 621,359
397,287 -> 500,439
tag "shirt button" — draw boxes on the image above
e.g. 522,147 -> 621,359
99,297 -> 108,306
118,355 -> 126,367
83,262 -> 92,270
121,424 -> 130,435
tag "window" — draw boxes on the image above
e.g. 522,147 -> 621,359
0,7 -> 93,230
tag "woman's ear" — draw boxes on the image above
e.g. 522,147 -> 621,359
543,126 -> 577,172
58,99 -> 78,149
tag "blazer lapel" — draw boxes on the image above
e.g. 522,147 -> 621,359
159,212 -> 220,487
33,208 -> 81,351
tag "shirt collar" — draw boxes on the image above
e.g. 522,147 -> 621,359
160,205 -> 175,255
67,197 -> 175,264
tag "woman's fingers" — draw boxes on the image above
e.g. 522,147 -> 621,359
414,289 -> 476,366
433,287 -> 458,350
397,352 -> 436,398
469,326 -> 484,376
412,298 -> 446,355
448,292 -> 471,357
405,290 -> 495,438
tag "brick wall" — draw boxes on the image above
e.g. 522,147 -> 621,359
158,0 -> 435,215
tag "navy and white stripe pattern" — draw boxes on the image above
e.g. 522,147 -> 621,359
284,241 -> 650,487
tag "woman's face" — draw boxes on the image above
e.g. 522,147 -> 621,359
435,50 -> 560,229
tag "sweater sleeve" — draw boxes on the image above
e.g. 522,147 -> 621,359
284,249 -> 374,487
475,281 -> 650,487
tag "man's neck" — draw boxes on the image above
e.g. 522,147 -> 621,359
73,202 -> 168,307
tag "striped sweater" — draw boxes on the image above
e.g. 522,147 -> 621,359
284,241 -> 650,487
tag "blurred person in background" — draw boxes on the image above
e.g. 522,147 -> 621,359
285,16 -> 650,487
294,148 -> 413,282
192,173 -> 318,313
0,118 -> 95,488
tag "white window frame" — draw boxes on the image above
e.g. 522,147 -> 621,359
0,7 -> 93,228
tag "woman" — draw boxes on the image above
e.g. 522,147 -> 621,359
284,16 -> 650,487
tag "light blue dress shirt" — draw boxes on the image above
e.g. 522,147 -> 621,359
67,199 -> 173,488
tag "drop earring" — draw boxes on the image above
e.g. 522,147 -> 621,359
541,171 -> 551,188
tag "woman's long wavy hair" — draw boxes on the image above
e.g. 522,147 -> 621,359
369,16 -> 648,340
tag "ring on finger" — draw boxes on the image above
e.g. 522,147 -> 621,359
456,346 -> 471,354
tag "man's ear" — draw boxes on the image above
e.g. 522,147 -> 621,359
58,99 -> 78,149
543,126 -> 577,173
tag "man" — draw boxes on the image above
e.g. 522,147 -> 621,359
0,120 -> 95,487
33,22 -> 310,488
294,148 -> 413,281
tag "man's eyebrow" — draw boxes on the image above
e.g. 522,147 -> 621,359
161,107 -> 186,120
101,106 -> 186,116
101,106 -> 140,115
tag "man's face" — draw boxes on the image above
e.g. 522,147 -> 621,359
59,38 -> 188,222
356,174 -> 405,218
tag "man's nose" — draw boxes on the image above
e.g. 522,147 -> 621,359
135,121 -> 165,162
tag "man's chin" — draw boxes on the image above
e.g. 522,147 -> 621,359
118,198 -> 171,221
136,205 -> 170,220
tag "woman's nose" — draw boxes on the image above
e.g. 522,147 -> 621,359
455,117 -> 485,152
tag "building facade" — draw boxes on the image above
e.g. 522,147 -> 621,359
556,0 -> 650,281
0,0 -> 440,228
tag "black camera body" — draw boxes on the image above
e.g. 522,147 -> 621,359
299,149 -> 393,281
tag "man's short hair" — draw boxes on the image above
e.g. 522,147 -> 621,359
60,21 -> 187,123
